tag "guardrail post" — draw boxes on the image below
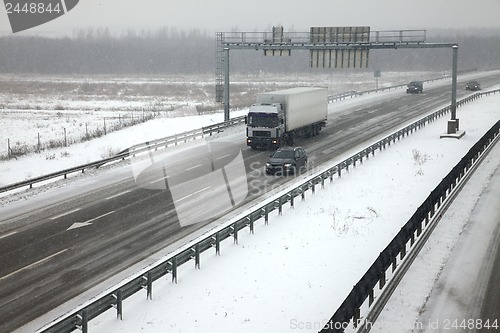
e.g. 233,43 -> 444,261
77,309 -> 88,333
142,272 -> 153,299
168,258 -> 178,283
231,222 -> 239,244
248,215 -> 254,233
263,207 -> 269,225
400,243 -> 406,260
379,271 -> 386,289
113,289 -> 123,320
212,233 -> 221,255
353,307 -> 361,328
278,198 -> 283,215
369,289 -> 374,306
193,244 -> 200,269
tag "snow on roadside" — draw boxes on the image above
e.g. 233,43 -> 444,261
2,71 -> 493,188
371,133 -> 500,333
0,109 -> 246,187
63,94 -> 500,333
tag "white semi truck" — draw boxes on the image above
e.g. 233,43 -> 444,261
246,87 -> 327,149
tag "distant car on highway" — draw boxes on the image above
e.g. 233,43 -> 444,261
465,80 -> 481,91
406,81 -> 423,94
266,146 -> 307,175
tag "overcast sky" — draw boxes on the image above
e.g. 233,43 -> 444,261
1,0 -> 500,36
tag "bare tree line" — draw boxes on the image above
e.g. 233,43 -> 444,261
0,27 -> 499,75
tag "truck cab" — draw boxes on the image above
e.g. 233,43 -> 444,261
246,103 -> 285,149
246,87 -> 327,150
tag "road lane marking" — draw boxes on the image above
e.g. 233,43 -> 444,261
149,177 -> 169,185
105,190 -> 131,200
87,210 -> 114,223
50,208 -> 81,220
66,210 -> 115,231
216,153 -> 232,160
67,222 -> 93,231
176,186 -> 211,202
186,164 -> 202,171
0,249 -> 67,281
0,231 -> 18,240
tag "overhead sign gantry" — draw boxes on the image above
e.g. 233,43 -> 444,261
215,26 -> 460,135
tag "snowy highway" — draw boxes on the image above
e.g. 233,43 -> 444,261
0,72 -> 498,333
77,83 -> 499,333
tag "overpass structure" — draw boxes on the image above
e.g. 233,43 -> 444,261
215,27 -> 459,134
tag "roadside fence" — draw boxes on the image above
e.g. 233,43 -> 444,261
4,111 -> 161,160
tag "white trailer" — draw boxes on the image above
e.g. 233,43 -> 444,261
246,87 -> 327,149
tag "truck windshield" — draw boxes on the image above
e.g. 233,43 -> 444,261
248,113 -> 279,127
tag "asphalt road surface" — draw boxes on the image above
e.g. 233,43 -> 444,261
1,72 -> 499,332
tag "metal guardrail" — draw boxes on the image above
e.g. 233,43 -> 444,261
327,75 -> 451,103
36,89 -> 500,333
321,97 -> 500,333
1,74 -> 448,195
357,116 -> 500,333
0,116 -> 246,194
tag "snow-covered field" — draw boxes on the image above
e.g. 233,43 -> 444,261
18,85 -> 499,333
0,71 -> 442,162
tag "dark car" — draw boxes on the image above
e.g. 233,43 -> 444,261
266,146 -> 307,175
406,81 -> 423,94
465,80 -> 481,91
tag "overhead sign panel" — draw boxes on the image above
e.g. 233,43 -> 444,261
310,26 -> 370,43
309,26 -> 370,68
264,25 -> 291,56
